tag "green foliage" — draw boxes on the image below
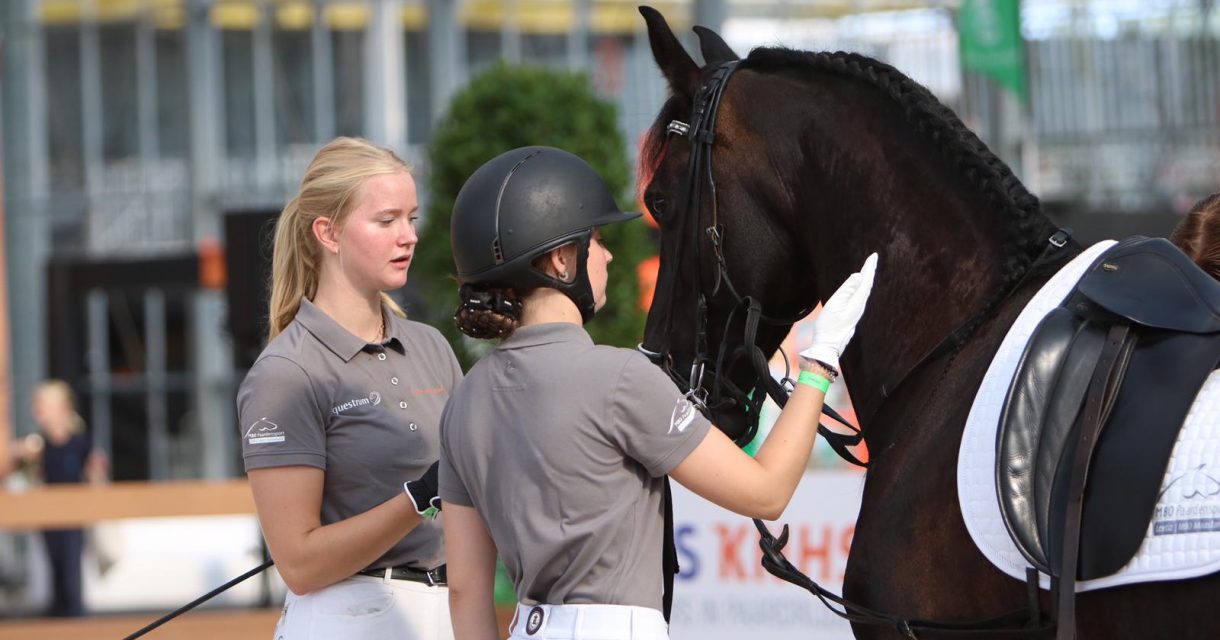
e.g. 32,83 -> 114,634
415,63 -> 655,367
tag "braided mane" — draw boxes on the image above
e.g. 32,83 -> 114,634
740,47 -> 1057,289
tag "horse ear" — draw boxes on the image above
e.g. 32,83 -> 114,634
639,5 -> 700,98
693,25 -> 739,65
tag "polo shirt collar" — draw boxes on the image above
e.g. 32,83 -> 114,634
498,322 -> 592,350
296,297 -> 405,362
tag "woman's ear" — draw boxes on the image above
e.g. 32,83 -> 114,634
312,216 -> 339,254
547,244 -> 578,282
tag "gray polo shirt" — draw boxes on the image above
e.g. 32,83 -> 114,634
439,322 -> 711,611
238,297 -> 461,571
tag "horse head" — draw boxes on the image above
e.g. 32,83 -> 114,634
636,6 -> 1059,445
637,7 -> 825,443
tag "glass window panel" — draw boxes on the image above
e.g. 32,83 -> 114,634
156,27 -> 188,159
405,28 -> 430,144
332,28 -> 364,138
521,33 -> 566,66
223,29 -> 256,158
273,28 -> 313,146
45,26 -> 84,190
99,23 -> 139,161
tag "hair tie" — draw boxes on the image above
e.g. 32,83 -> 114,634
459,284 -> 522,316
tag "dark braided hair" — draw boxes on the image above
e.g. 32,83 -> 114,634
738,48 -> 1062,345
1171,192 -> 1220,281
455,284 -> 524,340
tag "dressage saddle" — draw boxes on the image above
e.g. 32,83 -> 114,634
995,237 -> 1220,636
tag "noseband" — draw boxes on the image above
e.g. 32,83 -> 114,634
638,61 -> 862,462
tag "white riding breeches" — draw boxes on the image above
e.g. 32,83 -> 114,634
507,602 -> 668,640
273,574 -> 453,640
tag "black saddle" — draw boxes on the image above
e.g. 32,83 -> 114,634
995,237 -> 1220,637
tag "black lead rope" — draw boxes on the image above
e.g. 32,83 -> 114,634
752,519 -> 1055,638
736,296 -> 867,466
123,558 -> 274,640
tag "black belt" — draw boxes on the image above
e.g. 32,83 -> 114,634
357,564 -> 446,586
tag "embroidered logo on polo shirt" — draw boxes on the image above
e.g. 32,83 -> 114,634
668,397 -> 696,434
525,606 -> 545,635
245,418 -> 285,444
330,392 -> 382,416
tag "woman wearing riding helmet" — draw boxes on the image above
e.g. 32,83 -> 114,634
439,146 -> 877,640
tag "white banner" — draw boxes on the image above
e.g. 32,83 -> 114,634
669,471 -> 865,640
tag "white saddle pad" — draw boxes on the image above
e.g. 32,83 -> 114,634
958,239 -> 1220,592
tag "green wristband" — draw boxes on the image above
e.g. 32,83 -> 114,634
797,370 -> 831,393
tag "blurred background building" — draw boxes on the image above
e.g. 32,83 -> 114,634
0,0 -> 1218,630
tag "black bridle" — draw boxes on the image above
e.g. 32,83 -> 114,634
638,61 -> 865,463
640,61 -> 1061,637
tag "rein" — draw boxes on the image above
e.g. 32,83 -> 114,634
644,60 -> 1069,637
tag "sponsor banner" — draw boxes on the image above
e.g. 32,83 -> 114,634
670,471 -> 864,640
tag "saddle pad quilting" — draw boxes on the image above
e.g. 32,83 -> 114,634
959,239 -> 1220,592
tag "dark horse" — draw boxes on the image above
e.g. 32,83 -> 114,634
636,7 -> 1220,639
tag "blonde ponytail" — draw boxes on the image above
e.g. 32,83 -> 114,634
267,137 -> 411,340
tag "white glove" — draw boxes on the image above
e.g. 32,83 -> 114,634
800,253 -> 878,372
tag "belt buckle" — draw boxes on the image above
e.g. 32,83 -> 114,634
425,568 -> 440,586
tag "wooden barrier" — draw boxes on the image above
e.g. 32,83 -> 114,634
0,480 -> 264,637
0,607 -> 281,640
0,606 -> 518,640
0,480 -> 515,637
0,480 -> 255,530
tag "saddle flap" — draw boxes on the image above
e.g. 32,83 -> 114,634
997,307 -> 1091,572
1033,322 -> 1107,557
1077,237 -> 1220,334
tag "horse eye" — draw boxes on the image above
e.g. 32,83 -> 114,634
648,197 -> 668,219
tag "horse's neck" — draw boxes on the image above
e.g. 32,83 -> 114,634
772,70 -> 1055,432
799,149 -> 1015,428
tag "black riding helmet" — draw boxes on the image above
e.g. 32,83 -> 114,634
451,146 -> 640,322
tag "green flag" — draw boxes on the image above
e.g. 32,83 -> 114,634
959,0 -> 1027,102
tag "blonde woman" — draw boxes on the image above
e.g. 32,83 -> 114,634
25,380 -> 98,616
237,137 -> 460,639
